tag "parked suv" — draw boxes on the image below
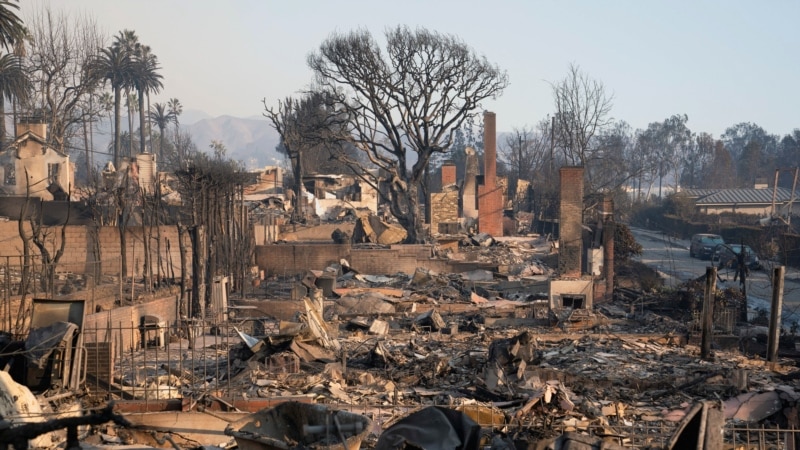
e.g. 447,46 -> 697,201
690,234 -> 724,259
713,244 -> 761,270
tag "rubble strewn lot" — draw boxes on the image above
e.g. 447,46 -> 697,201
4,236 -> 800,449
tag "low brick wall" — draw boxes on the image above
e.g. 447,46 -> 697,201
0,222 -> 191,278
84,295 -> 179,356
255,243 -> 490,276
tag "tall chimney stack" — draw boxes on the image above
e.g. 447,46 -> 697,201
558,166 -> 584,277
477,111 -> 503,236
483,111 -> 497,186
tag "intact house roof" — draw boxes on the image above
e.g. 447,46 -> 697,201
689,188 -> 795,206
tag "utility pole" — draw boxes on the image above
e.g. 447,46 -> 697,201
701,266 -> 716,360
549,115 -> 555,176
788,167 -> 799,225
767,266 -> 785,368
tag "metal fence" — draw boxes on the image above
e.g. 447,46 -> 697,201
691,307 -> 737,335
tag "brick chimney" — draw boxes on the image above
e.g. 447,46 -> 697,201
483,111 -> 496,186
558,166 -> 584,277
441,160 -> 456,186
16,121 -> 47,140
602,195 -> 615,299
477,111 -> 503,236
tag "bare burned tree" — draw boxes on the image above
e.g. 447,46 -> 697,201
552,63 -> 613,166
175,150 -> 245,317
18,169 -> 69,301
499,124 -> 550,188
263,91 -> 349,223
25,5 -> 105,149
308,26 -> 508,243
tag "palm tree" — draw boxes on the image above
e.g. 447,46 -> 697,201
88,45 -> 133,168
131,45 -> 163,156
0,0 -> 26,52
167,97 -> 183,160
113,30 -> 140,159
124,91 -> 138,157
149,102 -> 174,162
168,97 -> 182,126
0,52 -> 29,143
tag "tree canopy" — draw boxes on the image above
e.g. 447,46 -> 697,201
308,26 -> 508,242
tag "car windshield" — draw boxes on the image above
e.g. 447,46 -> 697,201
702,236 -> 723,245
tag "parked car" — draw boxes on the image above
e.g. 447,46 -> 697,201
689,234 -> 724,259
713,244 -> 761,270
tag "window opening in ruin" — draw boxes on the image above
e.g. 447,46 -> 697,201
561,295 -> 585,309
4,163 -> 14,185
48,163 -> 60,182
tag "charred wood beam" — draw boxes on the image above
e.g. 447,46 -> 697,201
0,402 -> 130,450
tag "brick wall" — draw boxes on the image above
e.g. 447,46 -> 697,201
84,295 -> 179,356
478,185 -> 504,236
85,341 -> 114,385
255,243 -> 473,276
477,111 -> 503,236
0,222 -> 191,278
559,167 -> 584,277
483,112 -> 497,186
441,163 -> 456,186
255,243 -> 351,276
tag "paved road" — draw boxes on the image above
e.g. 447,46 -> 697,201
629,227 -> 800,325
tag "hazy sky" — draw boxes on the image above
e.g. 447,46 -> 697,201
22,0 -> 800,138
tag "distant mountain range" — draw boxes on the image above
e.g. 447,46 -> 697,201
90,110 -> 283,171
185,113 -> 283,169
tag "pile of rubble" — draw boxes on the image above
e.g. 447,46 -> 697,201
9,233 -> 793,448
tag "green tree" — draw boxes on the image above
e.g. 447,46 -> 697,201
88,45 -> 133,168
0,52 -> 29,143
149,102 -> 175,162
682,132 -> 715,189
168,97 -> 183,160
131,44 -> 163,156
308,26 -> 508,243
721,122 -> 777,161
124,91 -> 138,156
737,140 -> 763,187
614,223 -> 642,262
209,139 -> 227,159
591,119 -> 635,193
706,141 -> 736,189
656,114 -> 692,196
0,0 -> 26,52
113,30 -> 140,157
168,97 -> 183,126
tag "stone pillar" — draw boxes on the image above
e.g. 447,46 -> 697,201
602,195 -> 615,299
462,147 -> 479,220
558,166 -> 584,277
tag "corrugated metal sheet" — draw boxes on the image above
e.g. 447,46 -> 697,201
695,188 -> 793,205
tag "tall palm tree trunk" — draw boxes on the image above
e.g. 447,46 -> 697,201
138,89 -> 146,154
0,96 -> 6,145
113,89 -> 122,168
